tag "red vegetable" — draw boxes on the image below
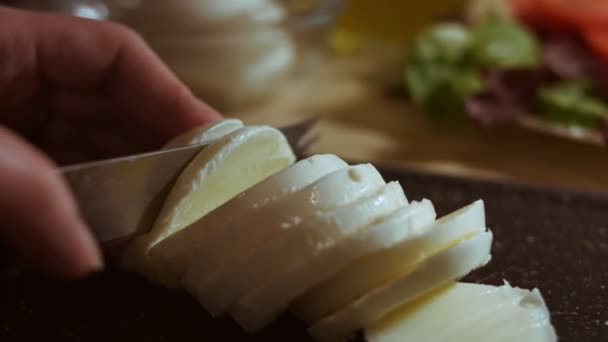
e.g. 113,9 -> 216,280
585,30 -> 608,59
537,0 -> 608,30
509,0 -> 568,33
510,0 -> 608,33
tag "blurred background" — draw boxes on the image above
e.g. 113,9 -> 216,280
5,0 -> 608,192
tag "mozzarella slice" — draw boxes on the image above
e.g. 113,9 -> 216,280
308,231 -> 493,341
224,182 -> 408,332
122,126 -> 295,280
175,163 -> 387,309
156,28 -> 295,108
365,282 -> 557,342
188,178 -> 404,320
149,154 -> 348,281
231,199 -> 436,333
294,200 -> 486,323
124,0 -> 286,34
163,118 -> 244,149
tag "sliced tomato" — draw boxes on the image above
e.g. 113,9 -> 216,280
537,0 -> 608,30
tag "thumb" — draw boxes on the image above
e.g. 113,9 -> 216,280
0,126 -> 102,277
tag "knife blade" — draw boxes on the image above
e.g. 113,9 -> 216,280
58,118 -> 318,246
59,143 -> 208,244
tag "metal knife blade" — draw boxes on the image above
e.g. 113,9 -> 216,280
58,118 -> 318,246
59,143 -> 208,244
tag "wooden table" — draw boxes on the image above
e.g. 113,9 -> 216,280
229,47 -> 608,193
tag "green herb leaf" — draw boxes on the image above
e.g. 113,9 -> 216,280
537,81 -> 608,128
471,21 -> 540,69
405,63 -> 483,117
407,23 -> 473,66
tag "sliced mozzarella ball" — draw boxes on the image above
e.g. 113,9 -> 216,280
365,282 -> 557,342
294,200 -> 486,322
189,0 -> 286,25
223,182 -> 408,332
122,0 -> 286,37
162,29 -> 295,108
172,163 -> 386,304
122,126 -> 295,280
308,231 -> 493,341
147,126 -> 295,243
231,199 -> 436,333
189,179 -> 404,320
120,0 -> 293,108
149,154 -> 348,280
163,118 -> 244,149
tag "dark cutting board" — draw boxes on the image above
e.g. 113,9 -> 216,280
1,165 -> 607,341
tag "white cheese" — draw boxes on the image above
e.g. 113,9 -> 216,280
188,178 -> 404,320
294,200 -> 486,322
149,154 -> 347,281
222,182 -> 408,332
365,282 -> 557,342
167,29 -> 295,107
123,0 -> 286,34
121,126 -> 295,281
175,163 -> 387,309
309,231 -> 493,341
232,199 -> 436,333
163,118 -> 244,149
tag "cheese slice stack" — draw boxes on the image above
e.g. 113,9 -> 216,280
366,282 -> 558,342
122,124 -> 295,282
124,119 -> 557,342
148,126 -> 295,244
162,118 -> 244,149
149,153 -> 348,283
232,199 -> 437,332
309,231 -> 493,340
223,181 -> 408,331
179,164 -> 390,316
294,200 -> 487,323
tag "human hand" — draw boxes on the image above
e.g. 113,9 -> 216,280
0,6 -> 221,278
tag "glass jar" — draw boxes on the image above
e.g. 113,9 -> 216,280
8,0 -> 343,111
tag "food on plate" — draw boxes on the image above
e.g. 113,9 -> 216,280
122,118 -> 557,341
366,281 -> 557,342
404,0 -> 608,145
538,81 -> 608,128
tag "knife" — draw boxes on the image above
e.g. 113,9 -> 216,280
58,118 -> 318,247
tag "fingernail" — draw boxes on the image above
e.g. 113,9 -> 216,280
90,253 -> 105,272
64,218 -> 105,277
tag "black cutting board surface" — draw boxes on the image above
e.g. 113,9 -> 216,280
1,165 -> 607,341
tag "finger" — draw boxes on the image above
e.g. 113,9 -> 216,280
2,7 -> 222,142
0,125 -> 103,277
49,90 -> 161,151
45,145 -> 98,165
39,117 -> 85,147
38,118 -> 141,163
49,89 -> 117,125
35,117 -> 101,164
84,129 -> 143,159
